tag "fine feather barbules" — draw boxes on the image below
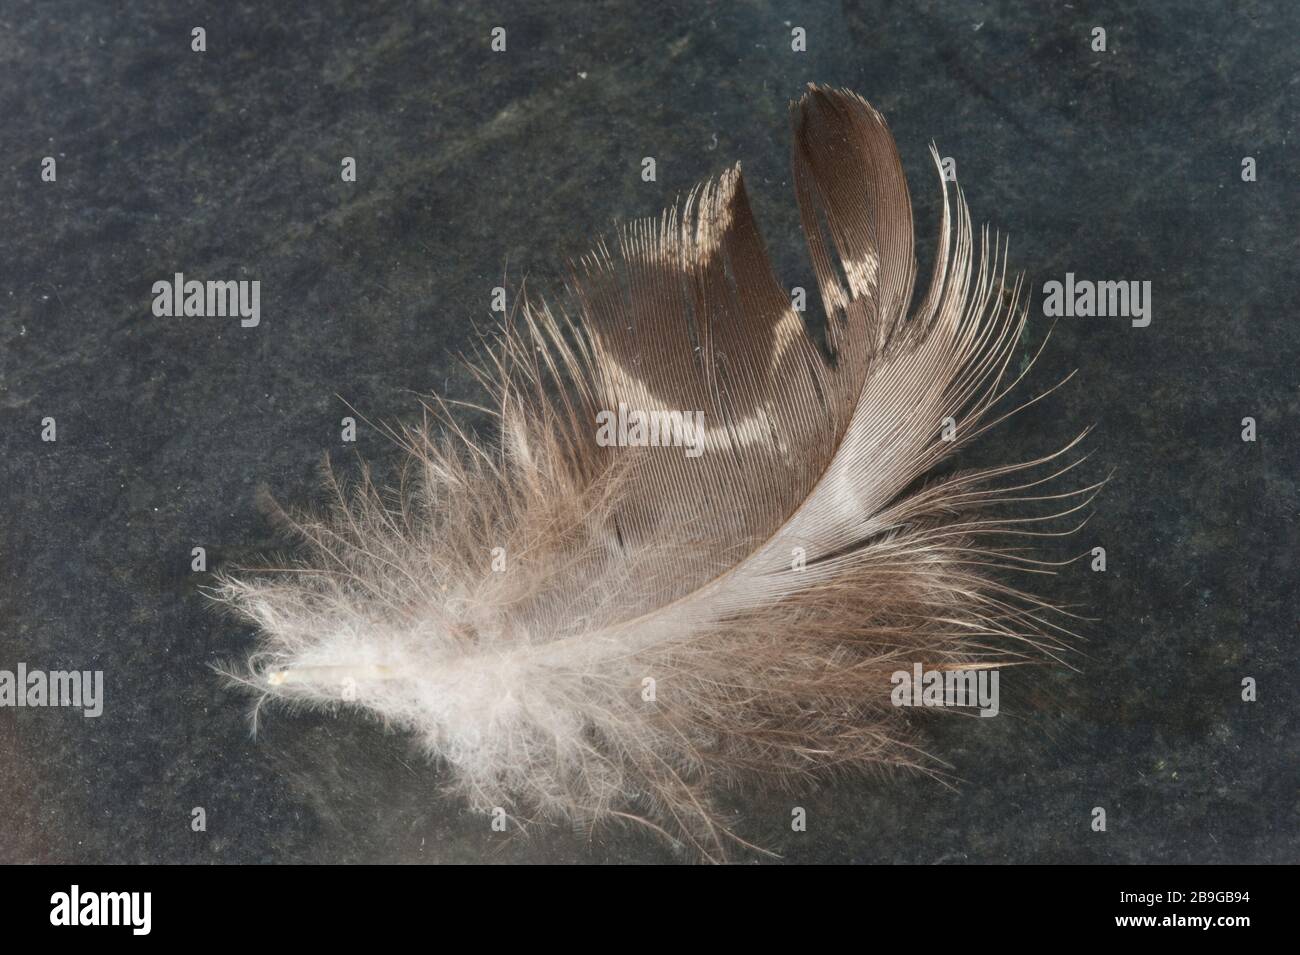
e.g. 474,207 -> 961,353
215,85 -> 1097,860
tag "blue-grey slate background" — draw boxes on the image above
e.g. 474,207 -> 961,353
0,0 -> 1295,862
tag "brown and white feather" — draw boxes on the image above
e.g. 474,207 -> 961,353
216,86 -> 1096,859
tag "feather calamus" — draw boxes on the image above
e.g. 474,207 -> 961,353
217,86 -> 1095,858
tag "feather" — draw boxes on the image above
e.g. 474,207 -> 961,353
215,86 -> 1097,859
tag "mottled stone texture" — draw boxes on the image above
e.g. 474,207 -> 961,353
0,0 -> 1294,862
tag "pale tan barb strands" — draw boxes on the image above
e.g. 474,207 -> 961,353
215,86 -> 1097,859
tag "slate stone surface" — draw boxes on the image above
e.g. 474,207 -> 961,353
0,0 -> 1294,862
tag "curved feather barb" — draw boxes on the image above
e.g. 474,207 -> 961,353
216,86 -> 1097,860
